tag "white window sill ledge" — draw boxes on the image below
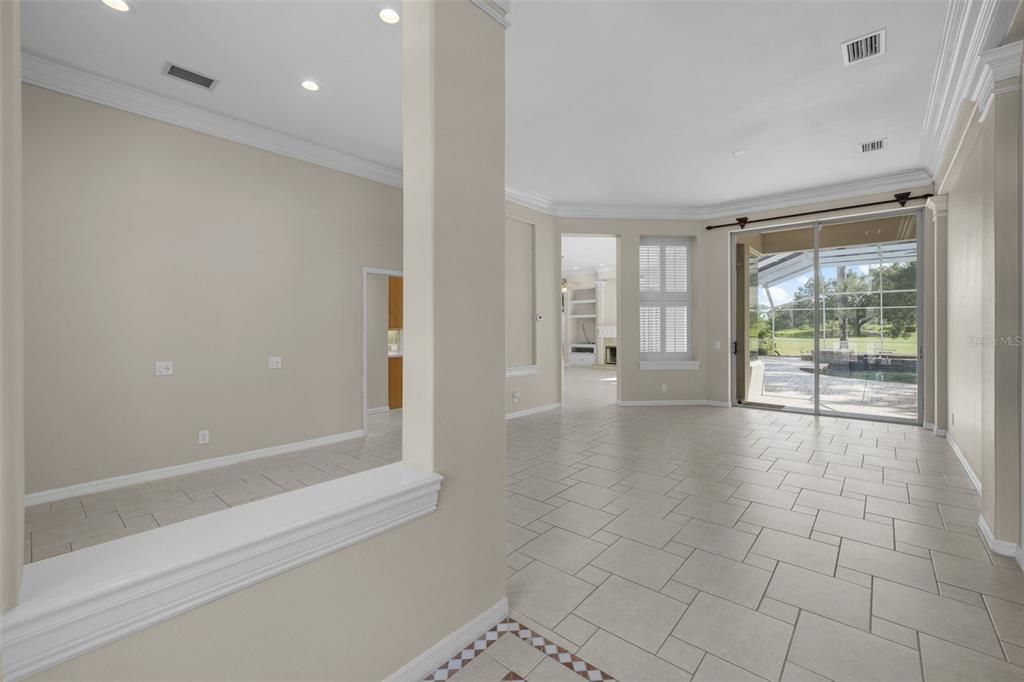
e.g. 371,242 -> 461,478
1,463 -> 442,682
638,360 -> 701,370
506,365 -> 538,378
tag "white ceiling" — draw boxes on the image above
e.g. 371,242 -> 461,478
562,236 -> 615,276
21,0 -> 947,208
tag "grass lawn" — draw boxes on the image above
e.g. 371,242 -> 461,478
764,334 -> 917,357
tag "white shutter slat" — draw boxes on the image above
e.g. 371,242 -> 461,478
665,245 -> 689,293
665,306 -> 689,353
639,245 -> 661,292
640,306 -> 662,353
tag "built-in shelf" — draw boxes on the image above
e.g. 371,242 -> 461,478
571,314 -> 596,318
570,343 -> 596,349
571,299 -> 597,305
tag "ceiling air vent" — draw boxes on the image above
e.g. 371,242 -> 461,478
163,63 -> 217,90
842,29 -> 886,65
860,138 -> 887,153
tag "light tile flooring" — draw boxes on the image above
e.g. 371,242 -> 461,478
23,412 -> 401,563
24,366 -> 1024,681
501,370 -> 1024,681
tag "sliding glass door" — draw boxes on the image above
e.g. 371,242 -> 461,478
734,212 -> 922,424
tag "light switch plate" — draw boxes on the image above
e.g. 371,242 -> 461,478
198,429 -> 210,445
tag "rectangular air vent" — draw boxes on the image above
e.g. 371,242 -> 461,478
860,138 -> 887,153
842,29 -> 886,65
164,63 -> 217,90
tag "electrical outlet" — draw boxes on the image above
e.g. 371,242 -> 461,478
512,391 -> 520,403
268,356 -> 282,369
198,429 -> 210,445
661,384 -> 668,393
714,340 -> 722,350
155,361 -> 174,376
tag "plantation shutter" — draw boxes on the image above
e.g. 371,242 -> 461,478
639,237 -> 692,361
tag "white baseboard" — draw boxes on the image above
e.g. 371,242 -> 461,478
933,428 -> 947,437
947,435 -> 982,494
923,421 -> 934,431
25,429 -> 367,506
1017,544 -> 1024,572
978,514 -> 1019,557
506,403 -> 561,420
616,400 -> 731,407
367,406 -> 391,415
387,597 -> 509,682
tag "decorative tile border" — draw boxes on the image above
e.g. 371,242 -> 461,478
425,618 -> 615,682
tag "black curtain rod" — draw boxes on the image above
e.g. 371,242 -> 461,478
704,192 -> 934,230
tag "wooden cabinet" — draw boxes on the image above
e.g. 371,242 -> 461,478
388,356 -> 403,409
388,276 -> 403,329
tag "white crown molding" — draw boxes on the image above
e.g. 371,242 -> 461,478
504,185 -> 558,214
925,194 -> 949,216
974,40 -> 1023,121
507,168 -> 933,222
21,51 -> 404,188
2,463 -> 443,682
26,51 -> 932,224
470,0 -> 510,28
918,0 -> 1019,176
24,427 -> 367,506
387,597 -> 509,682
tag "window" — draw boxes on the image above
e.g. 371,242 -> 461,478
639,237 -> 692,362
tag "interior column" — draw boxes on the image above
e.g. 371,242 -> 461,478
401,0 -> 507,565
0,0 -> 25,610
926,195 -> 948,436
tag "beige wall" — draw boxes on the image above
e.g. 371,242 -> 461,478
367,274 -> 389,411
0,0 -> 25,609
940,66 -> 1022,545
505,203 -> 561,413
23,86 -> 403,493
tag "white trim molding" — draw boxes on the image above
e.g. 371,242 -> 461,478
25,51 -> 935,225
368,406 -> 391,415
24,428 -> 366,507
22,52 -> 403,188
2,463 -> 443,682
388,597 -> 509,682
506,402 -> 561,420
616,400 -> 730,407
919,0 -> 1019,175
974,41 -> 1023,122
470,0 -> 510,29
639,360 -> 702,371
948,435 -> 982,494
507,169 -> 933,222
505,365 -> 539,378
978,514 -> 1019,557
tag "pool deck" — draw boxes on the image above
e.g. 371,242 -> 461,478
745,356 -> 918,422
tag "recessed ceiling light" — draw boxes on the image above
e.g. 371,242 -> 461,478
573,266 -> 579,270
732,149 -> 747,157
102,0 -> 132,12
301,80 -> 320,92
379,8 -> 400,24
598,263 -> 606,267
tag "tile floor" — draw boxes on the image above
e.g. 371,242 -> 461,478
23,411 -> 401,563
499,368 -> 1024,681
24,366 -> 1024,682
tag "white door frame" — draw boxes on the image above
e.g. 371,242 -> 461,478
362,266 -> 403,432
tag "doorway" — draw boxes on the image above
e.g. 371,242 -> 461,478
561,235 -> 619,407
733,212 -> 923,424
